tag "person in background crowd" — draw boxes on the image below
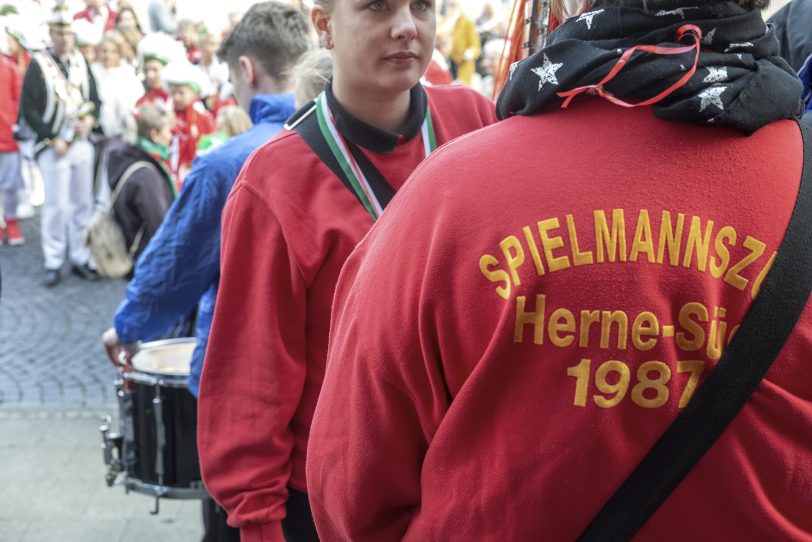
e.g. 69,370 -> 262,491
73,17 -> 102,64
148,0 -> 177,35
3,7 -> 30,72
424,31 -> 453,85
289,48 -> 332,108
307,0 -> 811,539
194,30 -> 229,112
107,104 -> 175,264
3,8 -> 39,220
115,2 -> 144,65
197,0 -> 496,539
0,35 -> 24,245
135,32 -> 185,109
21,2 -> 101,287
101,4 -> 311,539
196,105 -> 252,155
443,0 -> 480,85
767,0 -> 812,72
800,53 -> 812,123
176,18 -> 200,63
93,31 -> 141,143
73,0 -> 117,33
479,37 -> 507,98
115,1 -> 143,34
162,59 -> 215,187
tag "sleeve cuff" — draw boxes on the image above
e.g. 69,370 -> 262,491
239,521 -> 285,542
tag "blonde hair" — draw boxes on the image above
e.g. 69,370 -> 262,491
137,104 -> 175,139
99,31 -> 135,65
216,106 -> 253,137
290,48 -> 333,107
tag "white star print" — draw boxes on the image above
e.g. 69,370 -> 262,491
509,61 -> 519,80
577,9 -> 605,30
725,42 -> 753,52
703,67 -> 728,84
735,53 -> 743,60
531,54 -> 563,92
655,7 -> 697,19
698,86 -> 726,112
701,28 -> 716,46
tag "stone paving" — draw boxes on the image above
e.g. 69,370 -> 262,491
0,213 -> 124,408
0,212 -> 203,540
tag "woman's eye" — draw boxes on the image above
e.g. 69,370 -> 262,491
412,0 -> 432,11
368,0 -> 387,11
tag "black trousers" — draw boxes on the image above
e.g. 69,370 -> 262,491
202,497 -> 241,542
282,489 -> 319,542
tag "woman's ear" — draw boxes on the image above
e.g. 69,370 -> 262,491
311,5 -> 334,49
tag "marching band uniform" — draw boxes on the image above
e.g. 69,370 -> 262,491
172,101 -> 215,188
21,22 -> 101,282
136,86 -> 171,109
198,82 -> 496,541
307,2 -> 812,540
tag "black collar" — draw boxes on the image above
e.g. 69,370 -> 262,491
324,79 -> 427,155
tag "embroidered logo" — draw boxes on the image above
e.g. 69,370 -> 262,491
531,54 -> 563,92
698,86 -> 726,112
576,9 -> 605,30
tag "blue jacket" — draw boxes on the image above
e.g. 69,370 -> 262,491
114,93 -> 296,396
800,54 -> 812,119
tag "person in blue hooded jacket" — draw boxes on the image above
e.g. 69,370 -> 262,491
101,3 -> 311,537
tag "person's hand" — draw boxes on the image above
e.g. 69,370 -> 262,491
52,138 -> 69,157
74,116 -> 94,139
102,327 -> 138,367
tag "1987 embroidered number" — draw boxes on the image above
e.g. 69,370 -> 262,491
566,359 -> 705,409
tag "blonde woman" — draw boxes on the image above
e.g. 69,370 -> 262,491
197,0 -> 497,540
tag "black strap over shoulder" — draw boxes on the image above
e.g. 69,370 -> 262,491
285,99 -> 395,212
578,121 -> 812,541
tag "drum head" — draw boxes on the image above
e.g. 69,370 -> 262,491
131,338 -> 195,376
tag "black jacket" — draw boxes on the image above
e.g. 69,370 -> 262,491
108,144 -> 175,262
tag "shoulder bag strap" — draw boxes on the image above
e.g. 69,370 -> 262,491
578,120 -> 812,542
110,161 -> 156,207
109,160 -> 156,257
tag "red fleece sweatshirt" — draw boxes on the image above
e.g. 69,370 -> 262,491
198,84 -> 496,542
308,99 -> 812,541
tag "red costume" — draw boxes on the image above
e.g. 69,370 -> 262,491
0,55 -> 21,152
308,99 -> 812,540
198,84 -> 496,541
136,87 -> 171,109
171,103 -> 214,187
73,5 -> 117,32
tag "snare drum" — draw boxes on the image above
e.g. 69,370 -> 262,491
101,338 -> 206,503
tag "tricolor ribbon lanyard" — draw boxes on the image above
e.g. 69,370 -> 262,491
557,24 -> 703,108
315,92 -> 437,221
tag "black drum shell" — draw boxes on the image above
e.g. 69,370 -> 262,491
122,373 -> 201,488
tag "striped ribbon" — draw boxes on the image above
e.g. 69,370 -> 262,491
315,92 -> 437,220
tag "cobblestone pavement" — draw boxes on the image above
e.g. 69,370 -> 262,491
0,212 -> 125,407
0,212 -> 203,540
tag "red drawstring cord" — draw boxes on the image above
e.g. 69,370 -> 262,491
557,24 -> 703,108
